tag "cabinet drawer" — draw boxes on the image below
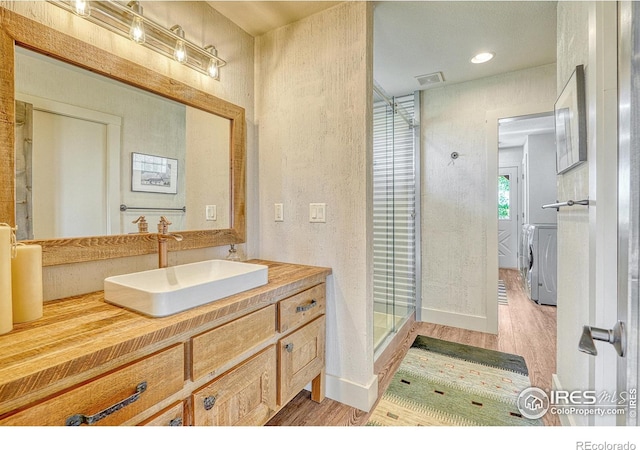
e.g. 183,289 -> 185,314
138,402 -> 184,426
192,346 -> 277,426
0,344 -> 184,426
191,305 -> 276,381
278,316 -> 325,405
278,283 -> 325,333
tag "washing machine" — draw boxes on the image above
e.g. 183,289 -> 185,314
523,224 -> 557,306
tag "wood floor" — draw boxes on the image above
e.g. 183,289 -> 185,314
266,268 -> 559,426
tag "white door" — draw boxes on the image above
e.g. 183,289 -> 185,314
498,166 -> 519,268
577,1 -> 636,427
32,110 -> 107,239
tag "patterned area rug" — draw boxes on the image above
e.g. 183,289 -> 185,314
498,280 -> 508,305
367,336 -> 543,426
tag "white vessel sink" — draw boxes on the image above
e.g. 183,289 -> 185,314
104,260 -> 269,317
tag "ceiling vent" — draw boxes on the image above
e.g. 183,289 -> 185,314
415,71 -> 445,88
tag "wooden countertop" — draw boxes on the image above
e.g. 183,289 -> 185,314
0,260 -> 331,414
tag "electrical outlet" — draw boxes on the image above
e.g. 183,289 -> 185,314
206,205 -> 217,221
275,203 -> 284,222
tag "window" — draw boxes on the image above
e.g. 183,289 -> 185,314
498,174 -> 510,220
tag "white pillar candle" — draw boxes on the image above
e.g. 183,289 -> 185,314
11,244 -> 43,324
0,225 -> 13,335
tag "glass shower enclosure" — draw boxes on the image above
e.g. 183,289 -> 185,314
372,85 -> 420,355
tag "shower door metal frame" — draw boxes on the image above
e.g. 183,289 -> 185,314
371,86 -> 420,354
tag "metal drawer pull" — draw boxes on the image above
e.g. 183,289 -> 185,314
169,417 -> 182,426
65,381 -> 147,426
203,396 -> 217,410
284,343 -> 294,353
296,299 -> 317,313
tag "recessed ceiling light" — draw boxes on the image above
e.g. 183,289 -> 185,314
471,52 -> 495,64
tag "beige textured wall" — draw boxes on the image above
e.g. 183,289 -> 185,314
421,64 -> 556,324
256,2 -> 376,409
185,108 -> 231,231
1,1 -> 256,300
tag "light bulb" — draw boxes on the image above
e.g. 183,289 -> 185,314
207,58 -> 219,78
174,40 -> 187,64
127,2 -> 145,44
73,0 -> 90,17
471,52 -> 495,64
205,46 -> 219,78
171,26 -> 187,64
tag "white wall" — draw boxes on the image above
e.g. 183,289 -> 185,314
499,146 -> 524,169
1,1 -> 257,300
523,132 -> 558,225
421,64 -> 556,332
256,2 -> 377,411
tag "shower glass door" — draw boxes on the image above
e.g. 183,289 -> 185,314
373,88 -> 419,354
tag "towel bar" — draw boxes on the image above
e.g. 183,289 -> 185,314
541,199 -> 589,211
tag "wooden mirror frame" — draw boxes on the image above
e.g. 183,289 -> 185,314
0,8 -> 246,266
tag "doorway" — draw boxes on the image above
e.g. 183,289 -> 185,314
496,112 -> 556,298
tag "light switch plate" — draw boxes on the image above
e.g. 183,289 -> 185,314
309,203 -> 326,223
275,203 -> 284,222
206,205 -> 217,221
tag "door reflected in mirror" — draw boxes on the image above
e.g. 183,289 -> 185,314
14,47 -> 231,240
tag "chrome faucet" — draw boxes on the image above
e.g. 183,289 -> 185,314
157,216 -> 183,268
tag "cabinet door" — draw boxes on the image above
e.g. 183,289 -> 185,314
278,316 -> 325,405
192,346 -> 277,426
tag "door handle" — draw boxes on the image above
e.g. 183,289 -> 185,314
578,321 -> 626,357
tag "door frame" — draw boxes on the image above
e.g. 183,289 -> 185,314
618,0 -> 639,426
486,103 -> 554,334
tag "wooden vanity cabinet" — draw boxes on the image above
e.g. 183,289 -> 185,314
0,261 -> 330,427
191,282 -> 327,425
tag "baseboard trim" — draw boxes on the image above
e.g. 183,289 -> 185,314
421,307 -> 495,334
552,374 -> 576,426
322,372 -> 379,412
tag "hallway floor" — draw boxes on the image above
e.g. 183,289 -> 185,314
266,268 -> 559,426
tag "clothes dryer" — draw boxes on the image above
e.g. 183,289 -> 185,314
526,224 -> 557,306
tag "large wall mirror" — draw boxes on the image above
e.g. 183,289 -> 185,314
0,8 -> 246,266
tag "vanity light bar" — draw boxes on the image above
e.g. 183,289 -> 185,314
47,0 -> 227,80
